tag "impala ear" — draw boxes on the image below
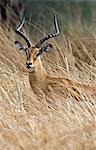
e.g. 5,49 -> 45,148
15,41 -> 24,50
36,44 -> 53,57
15,41 -> 28,55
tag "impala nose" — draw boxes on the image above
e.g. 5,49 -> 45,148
26,62 -> 33,69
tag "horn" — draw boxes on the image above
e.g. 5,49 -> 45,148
35,10 -> 60,48
15,11 -> 32,48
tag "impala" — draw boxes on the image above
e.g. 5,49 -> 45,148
15,11 -> 96,98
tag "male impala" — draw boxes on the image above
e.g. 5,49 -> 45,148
15,11 -> 96,97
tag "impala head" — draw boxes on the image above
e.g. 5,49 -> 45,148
26,47 -> 40,69
15,10 -> 60,69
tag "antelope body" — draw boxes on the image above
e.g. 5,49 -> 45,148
15,11 -> 96,97
15,11 -> 60,88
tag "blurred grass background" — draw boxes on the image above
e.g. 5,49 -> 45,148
24,0 -> 96,32
0,1 -> 96,150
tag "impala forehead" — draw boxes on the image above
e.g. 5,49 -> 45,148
28,47 -> 39,55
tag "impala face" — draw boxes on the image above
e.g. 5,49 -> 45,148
26,47 -> 39,69
15,10 -> 60,69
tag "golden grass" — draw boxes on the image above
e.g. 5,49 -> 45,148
0,24 -> 96,150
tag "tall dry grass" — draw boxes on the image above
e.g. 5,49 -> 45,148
0,19 -> 96,150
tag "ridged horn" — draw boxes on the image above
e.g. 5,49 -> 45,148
35,10 -> 60,48
15,11 -> 32,48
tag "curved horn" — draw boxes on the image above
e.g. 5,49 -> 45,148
35,10 -> 60,48
15,12 -> 32,48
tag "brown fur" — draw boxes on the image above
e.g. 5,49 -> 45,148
27,47 -> 96,98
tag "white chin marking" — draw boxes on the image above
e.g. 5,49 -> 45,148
29,65 -> 33,68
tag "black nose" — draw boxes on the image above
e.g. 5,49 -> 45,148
26,62 -> 32,69
27,65 -> 32,69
